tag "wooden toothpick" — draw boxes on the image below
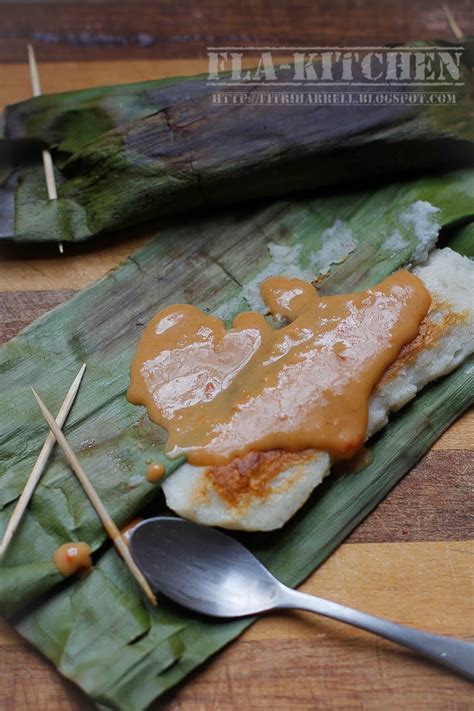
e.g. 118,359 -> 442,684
31,389 -> 157,607
442,4 -> 463,40
27,45 -> 63,254
0,364 -> 86,559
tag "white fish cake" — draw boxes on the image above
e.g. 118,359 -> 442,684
163,450 -> 330,531
368,248 -> 474,435
162,248 -> 474,531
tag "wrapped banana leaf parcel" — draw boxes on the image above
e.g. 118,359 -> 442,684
1,41 -> 474,243
1,157 -> 474,707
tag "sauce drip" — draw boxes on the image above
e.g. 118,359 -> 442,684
128,271 -> 430,466
333,446 -> 374,476
121,518 -> 144,544
146,462 -> 165,482
53,542 -> 92,577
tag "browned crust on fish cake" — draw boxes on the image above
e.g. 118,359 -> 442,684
204,449 -> 317,507
381,302 -> 467,383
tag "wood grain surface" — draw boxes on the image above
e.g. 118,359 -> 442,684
0,5 -> 473,709
0,0 -> 473,62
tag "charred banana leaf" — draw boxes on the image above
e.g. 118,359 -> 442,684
1,44 -> 473,243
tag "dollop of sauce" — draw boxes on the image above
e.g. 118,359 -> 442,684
333,446 -> 374,476
53,542 -> 92,577
121,518 -> 144,544
146,462 -> 165,482
128,272 -> 430,465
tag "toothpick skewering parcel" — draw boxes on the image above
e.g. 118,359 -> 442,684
27,44 -> 63,253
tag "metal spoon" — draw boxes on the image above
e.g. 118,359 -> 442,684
130,517 -> 474,681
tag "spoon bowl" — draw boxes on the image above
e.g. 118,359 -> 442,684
130,516 -> 281,616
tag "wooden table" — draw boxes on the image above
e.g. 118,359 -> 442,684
0,2 -> 473,708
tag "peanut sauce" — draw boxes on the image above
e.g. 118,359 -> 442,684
333,446 -> 374,476
121,518 -> 144,544
146,462 -> 165,482
53,542 -> 92,577
128,271 -> 430,466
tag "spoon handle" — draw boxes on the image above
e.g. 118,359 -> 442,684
279,588 -> 474,681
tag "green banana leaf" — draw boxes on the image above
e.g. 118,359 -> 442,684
5,74 -> 202,155
0,168 -> 473,707
1,41 -> 473,243
447,220 -> 474,256
17,358 -> 473,711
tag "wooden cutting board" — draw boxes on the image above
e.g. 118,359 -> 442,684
0,58 -> 473,710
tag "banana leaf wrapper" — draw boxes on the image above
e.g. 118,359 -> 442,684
1,43 -> 473,243
4,74 -> 203,154
4,39 -> 473,157
0,168 -> 473,708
